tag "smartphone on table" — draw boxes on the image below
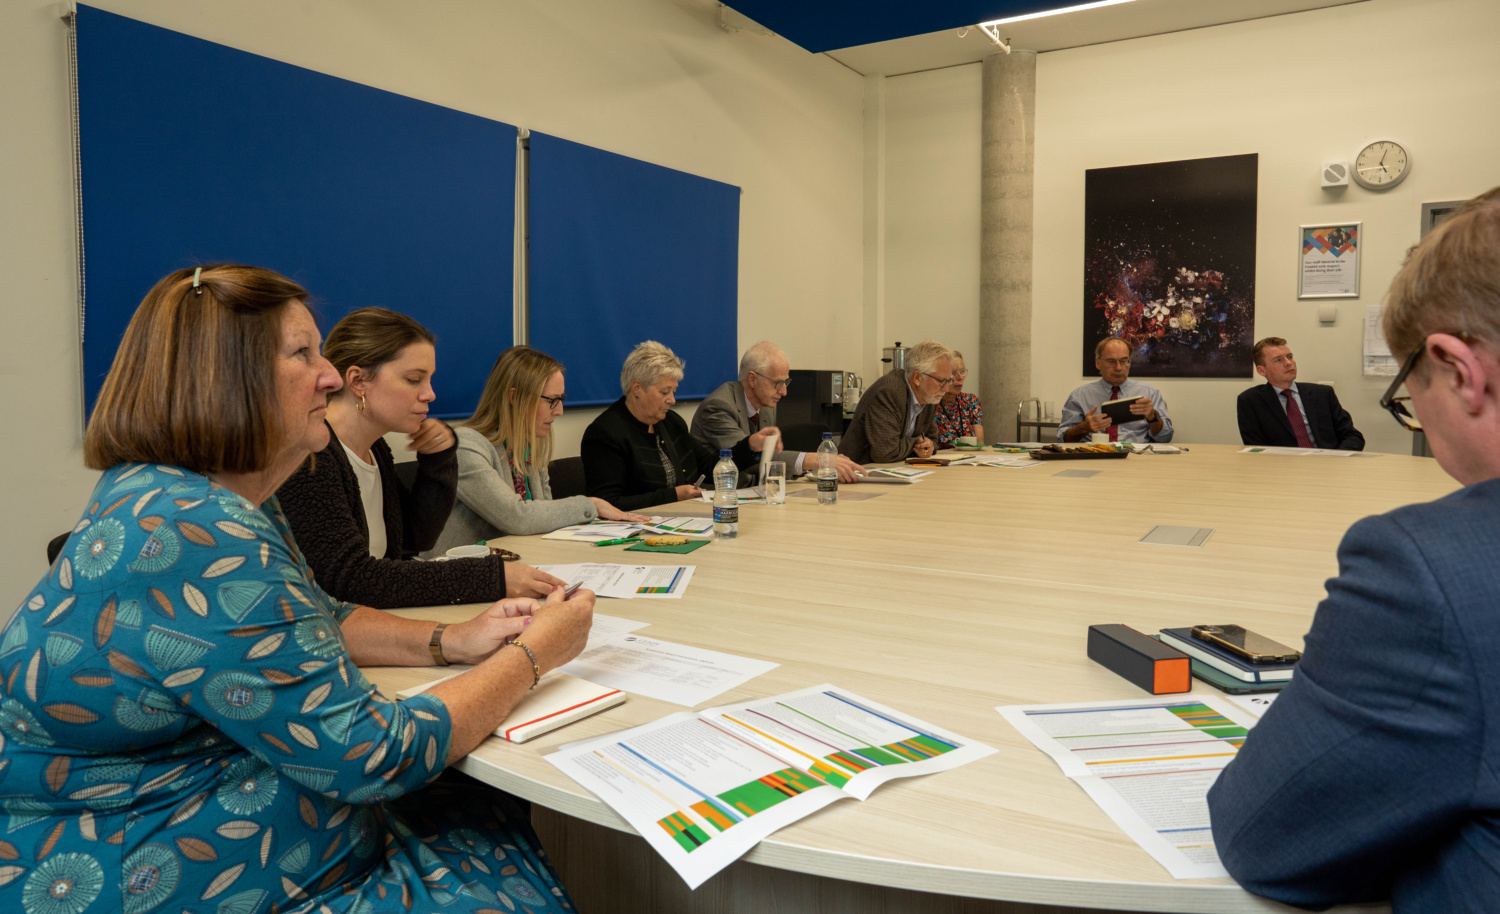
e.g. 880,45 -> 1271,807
1190,624 -> 1301,663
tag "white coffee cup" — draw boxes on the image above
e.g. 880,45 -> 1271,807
1090,432 -> 1109,444
955,436 -> 978,447
445,544 -> 489,559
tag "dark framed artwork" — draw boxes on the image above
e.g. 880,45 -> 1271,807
1083,153 -> 1258,378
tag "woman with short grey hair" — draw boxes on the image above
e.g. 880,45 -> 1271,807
583,340 -> 780,510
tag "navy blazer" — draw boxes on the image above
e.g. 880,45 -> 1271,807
1209,478 -> 1500,911
1236,382 -> 1364,450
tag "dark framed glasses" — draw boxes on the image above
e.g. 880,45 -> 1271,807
540,394 -> 567,410
1379,331 -> 1476,432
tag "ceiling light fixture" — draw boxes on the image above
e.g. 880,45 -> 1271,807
980,0 -> 1138,30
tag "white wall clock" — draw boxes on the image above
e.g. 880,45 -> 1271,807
1352,139 -> 1410,190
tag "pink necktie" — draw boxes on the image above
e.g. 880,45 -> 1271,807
1108,385 -> 1120,442
1281,389 -> 1314,448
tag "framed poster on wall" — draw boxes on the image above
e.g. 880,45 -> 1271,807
1298,222 -> 1361,299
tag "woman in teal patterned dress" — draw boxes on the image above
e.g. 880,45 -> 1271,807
0,265 -> 595,913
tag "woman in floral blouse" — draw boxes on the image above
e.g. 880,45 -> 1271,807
1,264 -> 593,914
933,350 -> 984,447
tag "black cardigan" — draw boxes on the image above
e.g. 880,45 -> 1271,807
277,423 -> 507,608
581,397 -> 755,512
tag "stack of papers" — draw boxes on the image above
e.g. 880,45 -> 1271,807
998,695 -> 1259,879
548,685 -> 995,887
696,487 -> 767,504
949,454 -> 1042,468
542,522 -> 649,543
538,563 -> 697,599
858,467 -> 933,484
641,517 -> 716,538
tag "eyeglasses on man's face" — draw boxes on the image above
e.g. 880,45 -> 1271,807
921,371 -> 954,389
1379,331 -> 1476,432
753,373 -> 790,393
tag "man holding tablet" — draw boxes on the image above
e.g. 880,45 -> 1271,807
1058,337 -> 1173,444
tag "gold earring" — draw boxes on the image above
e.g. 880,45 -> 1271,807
358,395 -> 367,413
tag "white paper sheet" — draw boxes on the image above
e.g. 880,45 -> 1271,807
558,632 -> 777,707
1238,446 -> 1358,457
631,565 -> 695,599
537,563 -> 650,600
547,684 -> 996,888
1226,692 -> 1279,718
998,695 -> 1260,880
587,613 -> 648,649
1364,304 -> 1400,377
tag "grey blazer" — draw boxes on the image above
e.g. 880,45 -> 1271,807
690,380 -> 800,485
427,427 -> 598,555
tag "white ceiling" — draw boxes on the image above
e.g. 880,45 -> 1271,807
821,0 -> 1368,77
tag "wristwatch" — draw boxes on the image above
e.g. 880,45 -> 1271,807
428,622 -> 450,666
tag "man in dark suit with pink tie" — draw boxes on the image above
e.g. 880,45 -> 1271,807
1236,337 -> 1364,450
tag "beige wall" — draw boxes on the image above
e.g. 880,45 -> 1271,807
1032,0 -> 1500,454
883,64 -> 983,387
878,0 -> 1500,452
0,0 -> 863,601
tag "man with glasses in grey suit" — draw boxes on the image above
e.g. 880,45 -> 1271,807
692,341 -> 863,485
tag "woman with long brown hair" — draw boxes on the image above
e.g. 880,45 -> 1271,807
433,346 -> 646,552
277,307 -> 562,607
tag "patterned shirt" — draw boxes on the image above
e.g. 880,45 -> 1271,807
934,393 -> 984,447
0,464 -> 574,913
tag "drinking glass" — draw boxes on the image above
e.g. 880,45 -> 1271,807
765,461 -> 787,505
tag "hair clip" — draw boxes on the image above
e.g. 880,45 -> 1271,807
192,267 -> 204,295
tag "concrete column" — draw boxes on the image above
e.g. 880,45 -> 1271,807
980,50 -> 1035,441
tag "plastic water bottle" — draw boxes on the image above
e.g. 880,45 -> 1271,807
816,432 -> 838,505
712,449 -> 739,538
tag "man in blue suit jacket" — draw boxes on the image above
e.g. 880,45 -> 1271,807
1236,337 -> 1364,450
1209,187 -> 1500,911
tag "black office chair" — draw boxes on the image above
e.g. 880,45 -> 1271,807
46,531 -> 70,567
548,456 -> 587,500
778,423 -> 832,453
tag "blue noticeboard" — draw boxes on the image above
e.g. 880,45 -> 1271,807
76,5 -> 516,418
528,132 -> 740,407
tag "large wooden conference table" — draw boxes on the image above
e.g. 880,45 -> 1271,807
371,443 -> 1456,914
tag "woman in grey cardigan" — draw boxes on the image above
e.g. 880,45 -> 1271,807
431,347 -> 648,553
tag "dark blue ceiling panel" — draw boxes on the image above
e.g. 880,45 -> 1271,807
724,1 -> 1079,53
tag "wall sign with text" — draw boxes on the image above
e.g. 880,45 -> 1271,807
1299,222 -> 1361,299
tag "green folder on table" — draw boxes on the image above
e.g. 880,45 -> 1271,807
625,539 -> 711,555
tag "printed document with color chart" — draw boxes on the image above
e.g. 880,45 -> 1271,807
548,684 -> 995,887
998,695 -> 1259,879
